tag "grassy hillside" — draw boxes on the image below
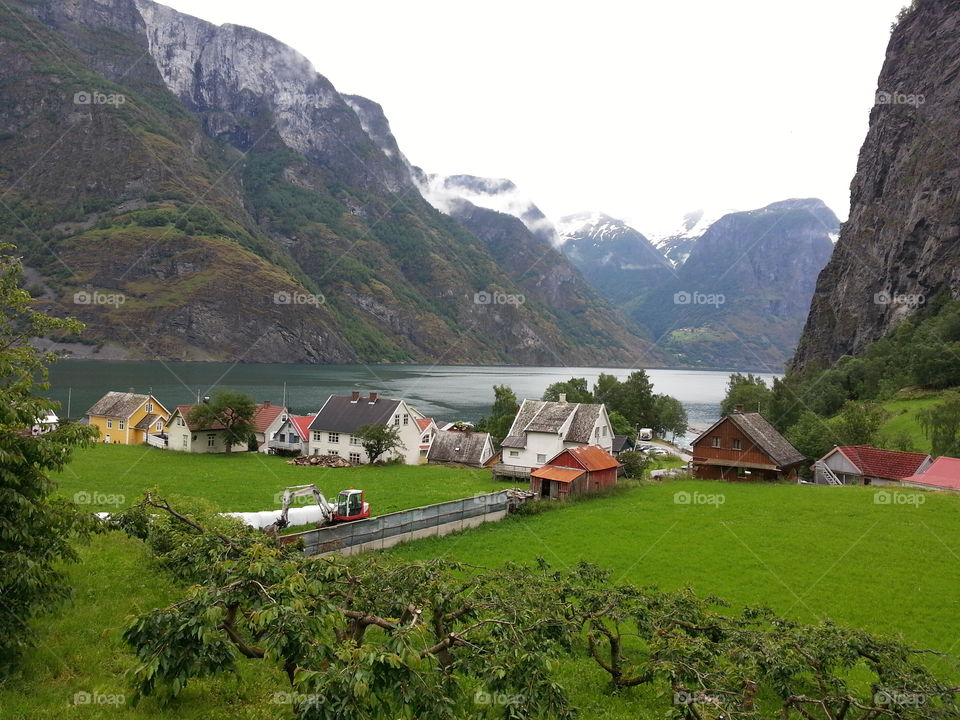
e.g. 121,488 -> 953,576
879,391 -> 946,453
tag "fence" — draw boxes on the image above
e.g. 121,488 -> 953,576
282,490 -> 516,557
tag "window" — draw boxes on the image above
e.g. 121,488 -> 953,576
394,414 -> 400,426
328,449 -> 339,456
177,417 -> 185,426
119,420 -> 125,430
207,434 -> 216,447
181,435 -> 187,448
509,450 -> 519,458
421,434 -> 430,444
732,438 -> 742,450
278,433 -> 286,443
146,402 -> 153,413
537,453 -> 546,464
403,414 -> 409,426
106,419 -> 113,429
711,436 -> 721,448
313,431 -> 323,442
290,434 -> 300,444
595,427 -> 600,438
328,432 -> 339,443
156,421 -> 163,431
349,452 -> 361,464
601,426 -> 607,437
350,435 -> 361,446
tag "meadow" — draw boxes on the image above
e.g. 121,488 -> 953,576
4,446 -> 959,719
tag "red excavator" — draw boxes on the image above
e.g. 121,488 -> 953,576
265,485 -> 370,534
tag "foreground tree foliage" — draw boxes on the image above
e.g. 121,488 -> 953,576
0,246 -> 99,670
115,497 -> 959,719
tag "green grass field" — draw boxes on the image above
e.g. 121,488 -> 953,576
5,446 -> 960,719
54,444 -> 497,517
879,392 -> 946,453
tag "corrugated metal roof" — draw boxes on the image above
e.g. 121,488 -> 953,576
561,445 -> 620,471
530,466 -> 585,483
902,456 -> 960,490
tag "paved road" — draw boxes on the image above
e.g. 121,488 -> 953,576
645,440 -> 693,462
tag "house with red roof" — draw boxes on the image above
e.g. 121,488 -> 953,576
167,400 -> 288,454
901,456 -> 960,493
529,445 -> 620,500
267,414 -> 316,456
813,445 -> 932,486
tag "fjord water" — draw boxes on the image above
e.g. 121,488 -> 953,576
46,362 -> 779,444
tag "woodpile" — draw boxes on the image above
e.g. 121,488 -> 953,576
286,454 -> 354,468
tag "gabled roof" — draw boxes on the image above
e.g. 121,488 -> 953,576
427,431 -> 492,465
133,413 -> 162,431
503,399 -> 607,448
174,405 -> 226,432
694,412 -> 805,468
530,466 -> 585,484
416,417 -> 436,432
87,391 -> 154,419
557,445 -> 620,471
251,403 -> 286,433
308,394 -> 401,434
612,435 -> 634,453
902,456 -> 960,490
289,415 -> 314,439
833,445 -> 931,480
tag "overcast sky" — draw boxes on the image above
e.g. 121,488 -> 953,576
164,0 -> 908,235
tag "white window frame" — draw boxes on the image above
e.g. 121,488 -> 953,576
349,452 -> 361,464
207,434 -> 216,447
106,419 -> 113,429
328,432 -> 340,444
711,436 -> 721,448
536,453 -> 546,463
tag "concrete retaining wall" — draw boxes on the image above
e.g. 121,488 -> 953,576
284,491 -> 512,557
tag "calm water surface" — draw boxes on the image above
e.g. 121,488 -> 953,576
45,362 -> 780,446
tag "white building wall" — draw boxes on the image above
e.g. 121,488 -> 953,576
306,401 -> 427,465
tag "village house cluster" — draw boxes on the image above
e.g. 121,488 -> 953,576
80,392 -> 960,495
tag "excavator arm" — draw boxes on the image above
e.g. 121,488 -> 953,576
271,484 -> 334,532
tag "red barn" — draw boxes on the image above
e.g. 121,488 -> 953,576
530,445 -> 620,499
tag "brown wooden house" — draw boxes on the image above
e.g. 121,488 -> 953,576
530,445 -> 620,499
691,408 -> 805,481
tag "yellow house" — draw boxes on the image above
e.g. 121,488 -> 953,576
86,391 -> 171,445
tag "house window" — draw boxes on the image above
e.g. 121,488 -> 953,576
146,402 -> 153,413
106,419 -> 113,429
601,426 -> 607,437
537,453 -> 546,463
421,434 -> 430,444
182,435 -> 187,448
156,421 -> 163,431
509,450 -> 519,458
349,452 -> 361,464
278,433 -> 286,443
595,427 -> 600,438
711,437 -> 721,448
290,434 -> 300,444
420,448 -> 428,457
394,414 -> 400,426
328,432 -> 339,443
328,449 -> 339,456
403,414 -> 409,426
313,431 -> 323,442
119,420 -> 125,430
732,438 -> 742,450
207,434 -> 216,447
177,417 -> 185,426
350,435 -> 360,446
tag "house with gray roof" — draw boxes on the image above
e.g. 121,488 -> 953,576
306,391 -> 427,464
86,391 -> 170,446
495,396 -> 614,477
427,430 -> 495,468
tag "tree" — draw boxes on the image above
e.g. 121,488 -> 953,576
592,373 -> 622,410
831,401 -> 884,447
786,410 -> 834,462
607,410 -> 634,437
619,370 -> 656,427
653,394 -> 688,441
616,450 -> 648,479
0,245 -> 99,668
719,373 -> 773,417
355,422 -> 405,463
542,377 -> 593,403
475,384 -> 518,447
188,390 -> 256,454
918,396 -> 960,457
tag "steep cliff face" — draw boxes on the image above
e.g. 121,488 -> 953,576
3,0 -> 661,365
793,0 -> 960,370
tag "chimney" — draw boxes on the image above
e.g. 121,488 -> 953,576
263,400 -> 271,407
368,392 -> 378,404
351,391 -> 360,402
559,392 -> 567,403
735,404 -> 744,414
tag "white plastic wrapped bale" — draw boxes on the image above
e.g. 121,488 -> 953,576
224,506 -> 329,530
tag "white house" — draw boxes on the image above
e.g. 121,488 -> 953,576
267,415 -> 314,455
167,401 -> 287,454
496,397 -> 614,477
305,391 -> 427,465
812,445 -> 932,486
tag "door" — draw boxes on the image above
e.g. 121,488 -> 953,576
540,480 -> 550,498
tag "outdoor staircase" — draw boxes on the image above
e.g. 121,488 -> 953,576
815,461 -> 843,485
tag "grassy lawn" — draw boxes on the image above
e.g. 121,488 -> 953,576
55,444 -> 497,518
879,392 -> 946,453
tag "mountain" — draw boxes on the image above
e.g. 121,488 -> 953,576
1,0 -> 663,366
555,213 -> 674,306
640,199 -> 838,370
793,0 -> 960,371
649,209 -> 738,267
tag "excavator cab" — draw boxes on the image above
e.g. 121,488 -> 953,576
334,489 -> 369,522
